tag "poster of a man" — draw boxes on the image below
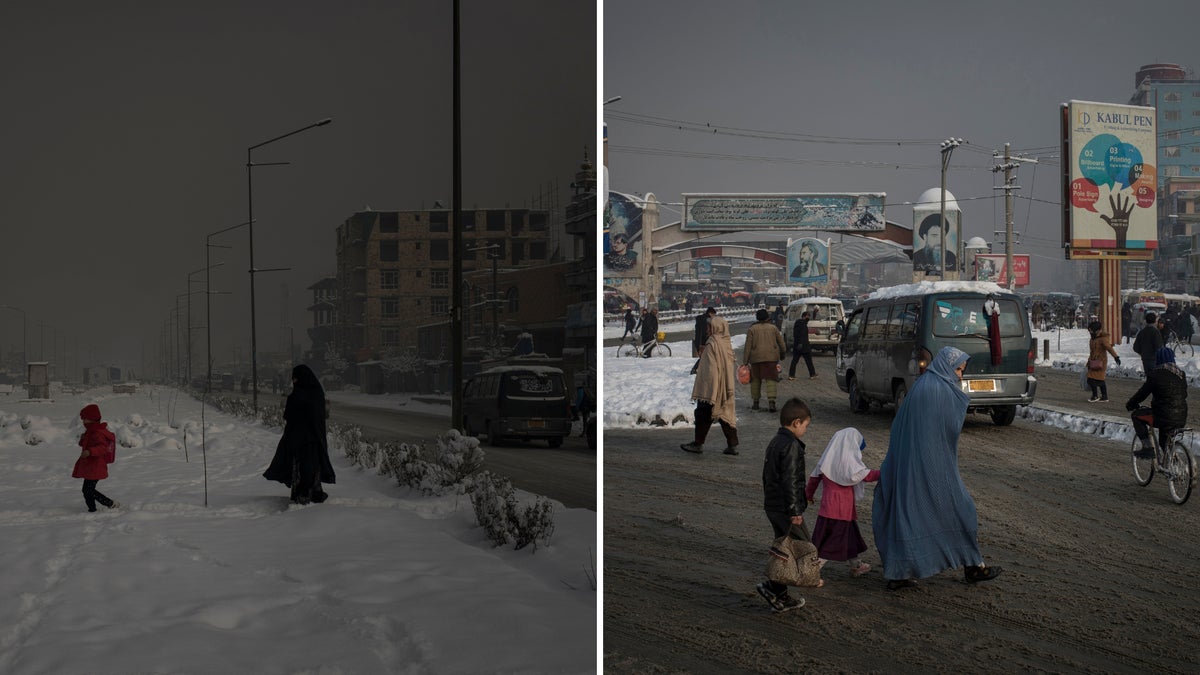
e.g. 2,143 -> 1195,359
788,238 -> 829,282
913,214 -> 957,274
605,192 -> 643,272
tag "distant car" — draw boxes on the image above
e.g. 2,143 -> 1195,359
781,297 -> 846,353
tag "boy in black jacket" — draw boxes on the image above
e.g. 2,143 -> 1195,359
756,397 -> 812,612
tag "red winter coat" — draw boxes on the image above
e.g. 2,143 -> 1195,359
805,470 -> 880,521
72,422 -> 116,480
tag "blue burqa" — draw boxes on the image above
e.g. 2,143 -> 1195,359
872,346 -> 982,580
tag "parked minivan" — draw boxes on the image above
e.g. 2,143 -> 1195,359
781,297 -> 846,353
463,366 -> 573,447
835,282 -> 1037,426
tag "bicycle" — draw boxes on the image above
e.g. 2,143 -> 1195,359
1131,426 -> 1196,504
1164,328 -> 1194,358
615,332 -> 672,358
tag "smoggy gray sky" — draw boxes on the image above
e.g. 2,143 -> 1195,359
603,0 -> 1197,292
0,0 -> 594,379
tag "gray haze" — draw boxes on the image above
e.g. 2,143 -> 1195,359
603,0 -> 1197,291
0,1 -> 594,379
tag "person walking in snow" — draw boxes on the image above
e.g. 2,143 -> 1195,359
872,346 -> 1002,590
1133,312 -> 1163,379
264,364 -> 336,504
805,428 -> 878,579
1085,320 -> 1120,402
73,403 -> 119,512
680,315 -> 739,455
744,308 -> 786,412
755,397 -> 812,612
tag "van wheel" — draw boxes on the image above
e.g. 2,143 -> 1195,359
848,375 -> 869,413
893,382 -> 907,410
486,422 -> 504,446
547,436 -> 563,448
991,405 -> 1017,426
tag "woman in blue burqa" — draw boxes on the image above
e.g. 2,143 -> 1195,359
264,364 -> 336,504
871,346 -> 1002,589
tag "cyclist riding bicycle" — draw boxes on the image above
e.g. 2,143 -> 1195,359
1126,347 -> 1188,459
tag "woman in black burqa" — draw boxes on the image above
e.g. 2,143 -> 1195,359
264,364 -> 336,504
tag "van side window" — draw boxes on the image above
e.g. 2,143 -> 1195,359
894,302 -> 919,339
486,375 -> 499,398
863,305 -> 890,340
844,310 -> 864,341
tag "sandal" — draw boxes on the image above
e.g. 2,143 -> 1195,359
850,562 -> 871,577
964,564 -> 1003,583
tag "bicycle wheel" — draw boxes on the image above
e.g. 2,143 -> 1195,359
650,342 -> 672,357
1165,442 -> 1195,504
616,342 -> 639,358
1131,435 -> 1154,486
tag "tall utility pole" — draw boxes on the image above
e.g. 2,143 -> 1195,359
991,143 -> 1037,289
451,0 -> 463,430
939,138 -> 963,279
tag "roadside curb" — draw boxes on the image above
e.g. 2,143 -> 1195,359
1020,402 -> 1199,457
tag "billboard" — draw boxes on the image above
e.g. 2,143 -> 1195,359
681,193 -> 885,231
974,254 -> 1030,287
1062,100 -> 1157,260
911,211 -> 959,275
786,237 -> 830,283
604,191 -> 643,274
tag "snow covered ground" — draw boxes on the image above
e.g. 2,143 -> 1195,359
0,386 -> 595,674
602,324 -> 1200,456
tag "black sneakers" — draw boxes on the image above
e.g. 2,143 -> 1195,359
756,581 -> 804,612
680,442 -> 703,454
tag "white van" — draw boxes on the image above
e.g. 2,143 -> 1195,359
782,297 -> 845,353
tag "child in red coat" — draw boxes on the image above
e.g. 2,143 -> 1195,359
72,404 -> 119,512
805,427 -> 878,577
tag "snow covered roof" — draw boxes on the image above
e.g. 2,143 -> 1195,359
477,365 -> 564,375
786,296 -> 841,306
866,280 -> 1010,300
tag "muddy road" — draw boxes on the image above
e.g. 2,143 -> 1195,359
603,364 -> 1200,673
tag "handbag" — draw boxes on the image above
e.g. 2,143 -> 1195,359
1087,358 -> 1103,370
765,533 -> 823,587
737,364 -> 751,385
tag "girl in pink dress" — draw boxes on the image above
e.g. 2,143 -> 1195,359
805,428 -> 879,577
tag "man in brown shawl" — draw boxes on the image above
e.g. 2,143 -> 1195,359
681,315 -> 740,455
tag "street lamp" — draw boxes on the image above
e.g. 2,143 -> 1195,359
939,138 -> 963,279
469,243 -> 500,346
206,222 -> 249,393
187,264 -> 224,387
247,118 -> 332,413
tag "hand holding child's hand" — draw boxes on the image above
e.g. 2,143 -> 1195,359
80,450 -> 89,458
790,515 -> 803,525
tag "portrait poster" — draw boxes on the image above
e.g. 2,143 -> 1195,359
786,238 -> 830,283
604,191 -> 643,274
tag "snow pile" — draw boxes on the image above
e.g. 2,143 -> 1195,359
0,387 -> 595,674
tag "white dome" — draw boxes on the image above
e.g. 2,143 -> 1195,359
915,187 -> 959,212
965,236 -> 989,249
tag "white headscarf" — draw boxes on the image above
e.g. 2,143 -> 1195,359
810,427 -> 871,501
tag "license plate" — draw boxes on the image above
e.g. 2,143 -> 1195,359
967,379 -> 996,392
528,419 -> 545,428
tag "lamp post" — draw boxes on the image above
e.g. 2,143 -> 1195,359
247,118 -> 332,413
939,138 -> 963,279
187,264 -> 224,387
0,305 -> 26,367
206,222 -> 249,393
469,243 -> 500,345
